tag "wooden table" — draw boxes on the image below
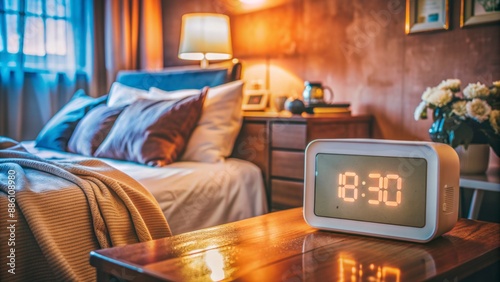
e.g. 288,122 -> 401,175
90,208 -> 499,281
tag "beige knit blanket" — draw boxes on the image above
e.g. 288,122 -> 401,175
0,138 -> 172,281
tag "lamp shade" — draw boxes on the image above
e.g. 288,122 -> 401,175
178,13 -> 233,64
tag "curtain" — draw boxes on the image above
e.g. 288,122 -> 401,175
0,0 -> 164,141
92,0 -> 164,93
0,0 -> 93,141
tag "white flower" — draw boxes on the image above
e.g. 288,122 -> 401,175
492,81 -> 500,96
438,79 -> 461,92
491,87 -> 498,96
421,87 -> 434,101
451,100 -> 467,118
424,88 -> 453,107
463,82 -> 490,99
490,110 -> 500,134
466,98 -> 491,122
414,101 -> 427,121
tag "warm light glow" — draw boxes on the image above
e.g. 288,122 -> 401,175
338,172 -> 358,202
383,266 -> 401,281
337,171 -> 403,206
339,255 -> 401,282
178,13 -> 232,67
240,0 -> 265,4
384,174 -> 402,206
368,173 -> 382,205
338,174 -> 342,198
205,249 -> 226,281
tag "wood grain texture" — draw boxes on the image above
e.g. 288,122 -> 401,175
271,150 -> 305,179
271,179 -> 304,209
307,119 -> 372,140
271,122 -> 307,149
91,208 -> 500,281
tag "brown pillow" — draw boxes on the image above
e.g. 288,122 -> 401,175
94,88 -> 208,167
67,105 -> 126,156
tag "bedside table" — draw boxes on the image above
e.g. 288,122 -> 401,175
90,209 -> 500,281
231,112 -> 373,211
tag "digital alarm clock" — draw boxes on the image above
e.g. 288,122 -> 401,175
303,139 -> 460,243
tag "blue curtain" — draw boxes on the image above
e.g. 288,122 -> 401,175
0,0 -> 94,141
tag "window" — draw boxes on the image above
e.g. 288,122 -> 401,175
0,0 -> 88,72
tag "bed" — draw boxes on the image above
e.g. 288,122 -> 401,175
21,140 -> 267,235
30,61 -> 267,234
0,62 -> 268,281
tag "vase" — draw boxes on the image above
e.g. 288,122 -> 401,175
454,144 -> 490,174
284,97 -> 305,115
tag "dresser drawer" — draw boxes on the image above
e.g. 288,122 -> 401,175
271,123 -> 306,149
271,179 -> 304,209
271,151 -> 305,180
308,122 -> 371,139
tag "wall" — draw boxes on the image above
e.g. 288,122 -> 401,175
163,0 -> 500,164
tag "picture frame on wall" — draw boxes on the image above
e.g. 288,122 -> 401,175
461,0 -> 500,27
405,0 -> 450,34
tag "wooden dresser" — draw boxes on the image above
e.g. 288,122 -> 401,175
231,112 -> 373,211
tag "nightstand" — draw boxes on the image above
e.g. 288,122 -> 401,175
231,112 -> 373,211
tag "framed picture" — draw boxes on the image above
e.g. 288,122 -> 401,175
461,0 -> 500,27
242,89 -> 269,111
405,0 -> 449,34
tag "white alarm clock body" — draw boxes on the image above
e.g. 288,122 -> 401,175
303,139 -> 460,243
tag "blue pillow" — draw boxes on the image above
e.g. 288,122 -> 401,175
116,68 -> 229,91
35,90 -> 108,151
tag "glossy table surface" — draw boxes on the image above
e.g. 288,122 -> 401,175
90,208 -> 499,281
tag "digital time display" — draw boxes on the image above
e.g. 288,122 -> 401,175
314,153 -> 427,228
304,139 -> 459,242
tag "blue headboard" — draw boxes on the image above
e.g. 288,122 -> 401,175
115,62 -> 242,91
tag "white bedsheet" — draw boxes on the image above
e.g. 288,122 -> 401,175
22,141 -> 268,235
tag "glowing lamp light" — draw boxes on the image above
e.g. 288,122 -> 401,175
240,0 -> 265,3
178,13 -> 233,68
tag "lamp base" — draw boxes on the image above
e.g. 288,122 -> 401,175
200,58 -> 209,69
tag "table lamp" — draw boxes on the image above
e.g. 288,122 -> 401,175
178,13 -> 233,68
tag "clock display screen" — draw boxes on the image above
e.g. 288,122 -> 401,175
314,153 -> 427,227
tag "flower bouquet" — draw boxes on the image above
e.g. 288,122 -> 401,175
414,79 -> 500,156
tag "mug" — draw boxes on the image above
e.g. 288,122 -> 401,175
274,95 -> 288,112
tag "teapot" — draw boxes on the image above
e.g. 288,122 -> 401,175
302,81 -> 334,107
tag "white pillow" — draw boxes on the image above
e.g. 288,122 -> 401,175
107,82 -> 149,107
149,87 -> 200,100
149,80 -> 244,163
